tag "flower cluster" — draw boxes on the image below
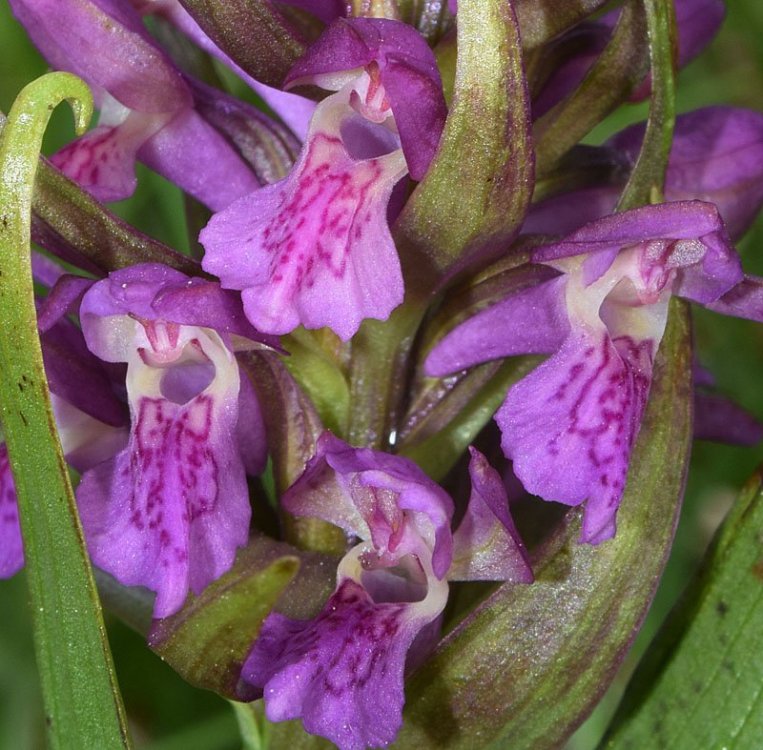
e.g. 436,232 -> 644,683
4,1 -> 763,749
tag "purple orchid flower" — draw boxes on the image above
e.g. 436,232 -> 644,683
242,434 -> 530,750
427,201 -> 763,544
75,263 -> 272,618
525,107 -> 763,241
200,18 -> 447,341
9,0 -> 258,209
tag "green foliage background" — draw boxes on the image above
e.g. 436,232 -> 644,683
1,3 -> 762,748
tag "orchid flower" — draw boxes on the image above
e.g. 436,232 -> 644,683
427,201 -> 763,544
75,263 -> 272,618
9,0 -> 258,208
242,434 -> 530,749
525,106 -> 763,240
200,18 -> 447,341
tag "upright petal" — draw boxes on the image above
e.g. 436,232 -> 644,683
286,17 -> 447,178
449,448 -> 533,582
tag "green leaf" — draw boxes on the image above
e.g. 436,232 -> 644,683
395,0 -> 533,281
31,154 -> 200,274
150,555 -> 298,698
617,0 -> 677,210
393,301 -> 693,749
534,0 -> 649,177
150,534 -> 336,700
0,73 -> 131,749
601,470 -> 763,749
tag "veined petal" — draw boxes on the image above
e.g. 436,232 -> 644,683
77,325 -> 250,618
201,90 -> 408,341
78,266 -> 261,617
499,329 -> 655,544
251,435 -> 457,746
244,573 -> 447,750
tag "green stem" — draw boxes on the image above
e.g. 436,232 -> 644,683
0,72 -> 131,749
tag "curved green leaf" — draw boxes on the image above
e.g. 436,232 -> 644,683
393,301 -> 692,749
0,73 -> 131,750
601,469 -> 763,749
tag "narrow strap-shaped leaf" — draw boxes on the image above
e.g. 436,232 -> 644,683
534,0 -> 649,177
393,301 -> 692,749
601,469 -> 763,749
179,0 -> 307,88
395,0 -> 534,284
0,72 -> 131,750
617,0 -> 677,210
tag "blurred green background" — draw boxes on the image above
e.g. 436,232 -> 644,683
1,2 -> 763,748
